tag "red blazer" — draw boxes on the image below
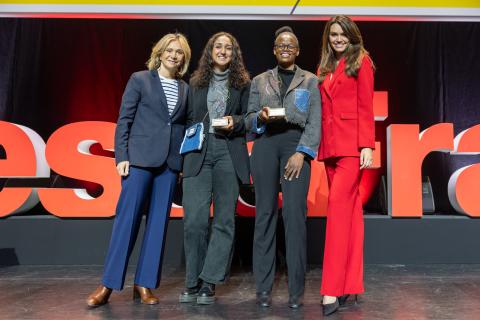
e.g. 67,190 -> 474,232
317,56 -> 375,160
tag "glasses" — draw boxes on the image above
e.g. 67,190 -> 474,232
274,44 -> 298,51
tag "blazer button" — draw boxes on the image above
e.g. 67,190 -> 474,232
167,122 -> 171,126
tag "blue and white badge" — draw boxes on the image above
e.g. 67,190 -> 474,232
186,125 -> 197,137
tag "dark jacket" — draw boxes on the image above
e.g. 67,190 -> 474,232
182,83 -> 251,184
114,70 -> 188,171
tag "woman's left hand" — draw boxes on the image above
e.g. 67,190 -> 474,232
284,152 -> 305,181
360,147 -> 373,169
219,116 -> 234,132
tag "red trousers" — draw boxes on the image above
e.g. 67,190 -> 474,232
321,156 -> 364,296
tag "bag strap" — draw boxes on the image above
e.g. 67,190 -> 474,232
201,111 -> 209,123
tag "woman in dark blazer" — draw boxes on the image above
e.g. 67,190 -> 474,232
179,32 -> 250,305
86,33 -> 191,307
317,16 -> 375,316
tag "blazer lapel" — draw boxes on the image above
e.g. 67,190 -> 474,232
169,80 -> 186,119
329,58 -> 346,93
267,67 -> 281,99
322,58 -> 345,99
150,70 -> 170,119
286,65 -> 305,95
323,72 -> 335,99
197,87 -> 209,123
323,76 -> 333,100
225,87 -> 239,116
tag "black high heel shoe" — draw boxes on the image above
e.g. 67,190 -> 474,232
322,299 -> 340,316
338,294 -> 358,306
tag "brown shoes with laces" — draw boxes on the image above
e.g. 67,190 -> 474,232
133,285 -> 159,305
86,285 -> 112,307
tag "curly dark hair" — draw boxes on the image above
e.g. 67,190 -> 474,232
190,32 -> 250,89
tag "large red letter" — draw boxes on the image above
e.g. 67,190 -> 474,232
0,122 -> 49,217
37,121 -> 120,217
387,123 -> 454,217
448,124 -> 480,217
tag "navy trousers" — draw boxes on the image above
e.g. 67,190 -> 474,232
102,165 -> 177,290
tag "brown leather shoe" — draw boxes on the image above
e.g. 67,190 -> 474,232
133,285 -> 159,305
86,285 -> 112,307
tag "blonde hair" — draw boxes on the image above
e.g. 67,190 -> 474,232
146,33 -> 191,78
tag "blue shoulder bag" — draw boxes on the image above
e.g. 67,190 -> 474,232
179,112 -> 208,155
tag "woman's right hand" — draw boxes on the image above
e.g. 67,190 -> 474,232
258,106 -> 270,123
116,161 -> 130,176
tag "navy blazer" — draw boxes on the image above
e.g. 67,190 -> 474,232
182,83 -> 250,184
114,70 -> 188,171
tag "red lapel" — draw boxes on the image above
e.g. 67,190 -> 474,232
329,58 -> 346,95
322,57 -> 345,99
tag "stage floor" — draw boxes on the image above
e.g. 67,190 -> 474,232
1,264 -> 480,319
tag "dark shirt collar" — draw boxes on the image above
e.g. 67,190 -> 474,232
277,65 -> 297,75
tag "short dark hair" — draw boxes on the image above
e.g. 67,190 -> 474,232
273,25 -> 299,49
274,26 -> 294,38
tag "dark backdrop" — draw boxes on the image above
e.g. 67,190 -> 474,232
1,18 -> 479,214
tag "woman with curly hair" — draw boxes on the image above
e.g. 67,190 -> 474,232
317,15 -> 375,316
179,32 -> 250,305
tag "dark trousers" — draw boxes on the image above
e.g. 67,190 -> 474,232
182,134 -> 240,288
251,127 -> 311,298
102,165 -> 177,290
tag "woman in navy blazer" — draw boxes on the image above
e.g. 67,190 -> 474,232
86,33 -> 191,307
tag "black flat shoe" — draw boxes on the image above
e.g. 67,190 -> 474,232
288,295 -> 303,309
179,285 -> 200,303
338,294 -> 358,306
196,282 -> 216,305
322,299 -> 340,316
256,291 -> 272,307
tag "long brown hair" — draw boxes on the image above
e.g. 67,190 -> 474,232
318,15 -> 374,82
190,32 -> 250,89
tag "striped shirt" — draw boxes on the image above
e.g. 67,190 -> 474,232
159,74 -> 178,116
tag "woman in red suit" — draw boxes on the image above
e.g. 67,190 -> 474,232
317,15 -> 375,316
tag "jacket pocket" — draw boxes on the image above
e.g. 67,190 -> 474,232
340,112 -> 358,120
294,89 -> 310,113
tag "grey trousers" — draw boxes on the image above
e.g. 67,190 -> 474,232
251,127 -> 311,298
182,134 -> 240,288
